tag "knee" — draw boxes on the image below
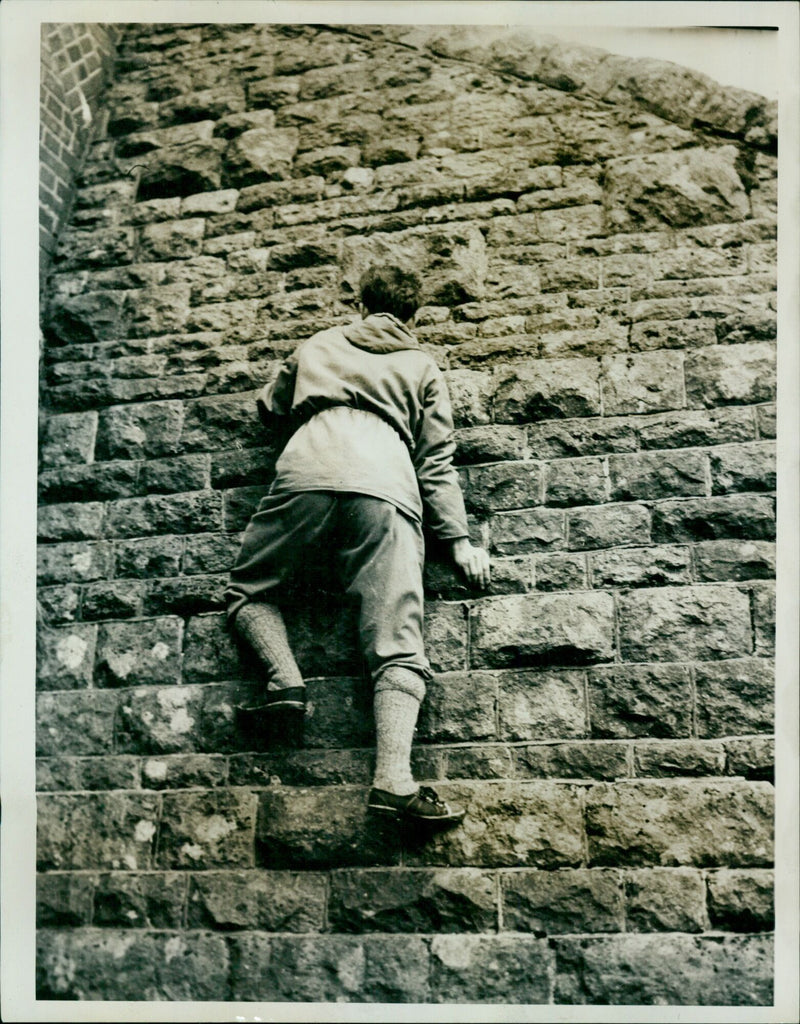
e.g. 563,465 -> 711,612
374,665 -> 427,703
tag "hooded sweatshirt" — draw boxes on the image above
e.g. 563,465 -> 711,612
256,313 -> 469,540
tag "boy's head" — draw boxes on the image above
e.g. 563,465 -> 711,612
358,265 -> 421,323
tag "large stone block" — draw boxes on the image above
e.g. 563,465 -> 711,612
256,787 -> 401,869
693,540 -> 776,583
138,453 -> 210,495
95,401 -> 183,461
553,933 -> 773,1005
142,573 -> 227,616
116,684 -> 208,755
157,789 -> 257,869
95,617 -> 183,687
418,671 -> 497,743
37,690 -> 118,757
104,491 -> 223,538
37,873 -> 95,927
301,676 -> 374,750
36,501 -> 100,544
187,870 -> 326,931
230,933 -> 430,1003
624,867 -> 706,932
528,415 -> 638,459
567,503 -> 651,550
600,351 -> 684,415
37,622 -> 97,690
39,411 -> 97,468
442,369 -> 492,427
633,739 -> 726,777
114,535 -> 184,578
608,450 -> 707,501
223,127 -> 300,186
603,145 -> 749,232
502,868 -> 624,934
54,227 -> 136,271
37,754 -> 140,793
136,140 -> 226,200
182,612 -> 241,683
37,792 -> 161,871
180,392 -> 267,451
471,592 -> 614,668
544,456 -> 606,507
589,544 -> 692,589
497,668 -> 586,741
587,663 -> 692,739
494,358 -> 601,422
81,579 -> 146,621
46,290 -> 129,345
138,219 -> 205,261
618,584 -> 752,662
405,781 -> 584,869
141,753 -> 227,791
534,551 -> 588,591
329,868 -> 497,933
652,494 -> 776,543
489,507 -> 564,554
92,872 -> 188,928
513,740 -> 629,781
685,341 -> 776,408
584,780 -> 773,867
424,601 -> 468,673
710,442 -> 776,495
453,425 -> 527,465
725,736 -> 774,782
751,580 -> 775,655
430,934 -> 552,1003
707,868 -> 774,932
695,658 -> 774,738
36,929 -> 230,1001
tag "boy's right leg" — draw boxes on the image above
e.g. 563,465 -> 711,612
233,602 -> 305,710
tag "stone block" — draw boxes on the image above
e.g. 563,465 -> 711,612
554,932 -> 773,1004
237,175 -> 326,212
513,740 -> 629,781
138,218 -> 205,261
294,145 -> 361,178
157,789 -> 257,869
608,450 -> 707,501
142,573 -> 227,616
651,494 -> 775,543
442,369 -> 492,427
589,544 -> 692,588
424,601 -> 468,673
711,442 -> 775,495
707,869 -> 774,931
502,868 -> 623,934
751,580 -> 775,655
642,407 -> 756,451
230,933 -> 430,1003
126,283 -> 192,337
453,425 -> 527,465
138,453 -> 210,495
93,872 -> 188,928
630,318 -> 715,351
116,684 -> 208,755
180,392 -> 267,451
695,658 -> 774,738
187,870 -> 326,931
633,739 -> 726,777
418,671 -> 497,743
725,736 -> 774,782
600,351 -> 684,415
37,502 -> 105,542
471,592 -> 614,668
693,540 -> 775,582
584,780 -> 773,867
405,781 -> 584,868
37,584 -> 82,625
685,342 -> 776,408
37,755 -> 140,792
37,791 -> 160,871
534,551 -> 587,591
544,456 -> 606,507
223,127 -> 299,186
95,617 -> 183,687
625,867 -> 706,932
528,416 -> 638,460
444,745 -> 512,781
464,462 -> 541,513
141,753 -> 227,790
38,539 -> 113,586
95,401 -> 183,461
82,580 -> 146,621
54,227 -> 136,271
618,584 -> 752,662
37,690 -> 119,756
229,748 -> 374,789
210,447 -> 276,489
136,140 -> 226,201
182,612 -> 242,683
300,676 -> 374,750
36,930 -> 230,1001
497,669 -> 586,741
493,358 -> 601,422
430,934 -> 552,1004
37,873 -> 95,927
39,462 -> 141,504
39,411 -> 97,468
328,868 -> 497,933
256,787 -> 401,869
489,507 -> 564,554
37,622 -> 97,690
588,664 -> 692,739
104,491 -> 223,538
567,503 -> 650,550
603,145 -> 749,232
46,290 -> 129,345
756,403 -> 776,439
114,535 -> 184,579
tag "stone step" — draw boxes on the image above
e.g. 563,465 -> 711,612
38,865 -> 774,936
37,778 -> 774,873
36,927 -> 774,1003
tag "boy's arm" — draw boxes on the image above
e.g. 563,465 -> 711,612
414,371 -> 491,588
256,354 -> 298,425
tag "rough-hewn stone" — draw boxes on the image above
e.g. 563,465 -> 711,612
624,867 -> 706,932
588,664 -> 691,739
695,658 -> 774,738
651,494 -> 775,543
157,789 -> 257,869
37,623 -> 97,690
497,669 -> 586,740
707,869 -> 774,932
502,868 -> 623,934
685,342 -> 776,408
94,616 -> 183,687
429,934 -> 553,1003
187,870 -> 326,931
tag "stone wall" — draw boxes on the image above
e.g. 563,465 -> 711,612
36,23 -> 776,1005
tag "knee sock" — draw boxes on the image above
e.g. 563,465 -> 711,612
372,667 -> 426,797
233,602 -> 304,692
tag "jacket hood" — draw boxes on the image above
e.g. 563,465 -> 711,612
342,313 -> 420,354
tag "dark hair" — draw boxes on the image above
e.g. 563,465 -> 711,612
358,265 -> 421,322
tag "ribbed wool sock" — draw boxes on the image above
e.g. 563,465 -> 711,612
372,670 -> 426,796
234,602 -> 304,692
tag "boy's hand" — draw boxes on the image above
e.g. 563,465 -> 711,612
450,538 -> 491,588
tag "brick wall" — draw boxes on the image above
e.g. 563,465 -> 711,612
36,23 -> 776,1005
40,23 -> 123,278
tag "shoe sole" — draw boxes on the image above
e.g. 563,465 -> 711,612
367,802 -> 466,825
236,701 -> 305,713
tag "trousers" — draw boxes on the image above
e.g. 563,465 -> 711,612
225,490 -> 432,684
